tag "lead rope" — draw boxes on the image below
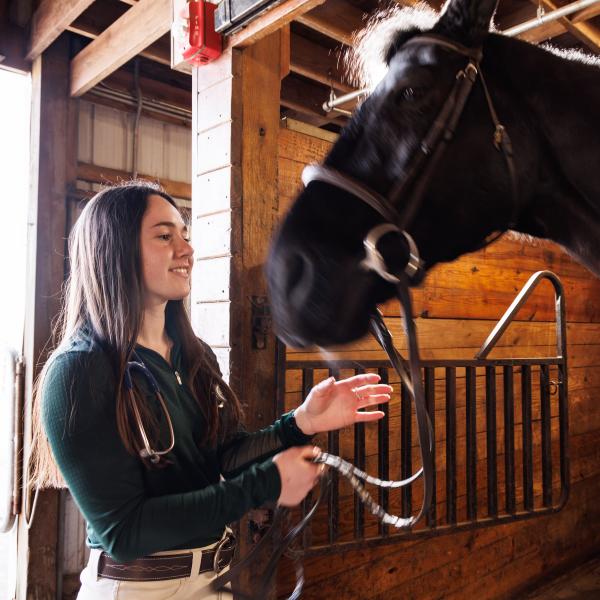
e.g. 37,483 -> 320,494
206,277 -> 434,598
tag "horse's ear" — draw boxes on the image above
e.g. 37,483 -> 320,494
434,0 -> 498,46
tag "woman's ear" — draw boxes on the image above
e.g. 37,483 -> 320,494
434,0 -> 498,46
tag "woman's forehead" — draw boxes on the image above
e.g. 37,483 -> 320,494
143,194 -> 184,225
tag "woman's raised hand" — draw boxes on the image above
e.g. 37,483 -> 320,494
272,446 -> 325,507
293,373 -> 392,436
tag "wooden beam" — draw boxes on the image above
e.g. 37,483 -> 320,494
280,23 -> 291,79
500,1 -> 600,44
67,0 -> 172,66
227,0 -> 326,49
77,162 -> 191,199
533,0 -> 600,53
27,0 -> 94,61
0,22 -> 28,72
295,0 -> 365,46
290,32 -> 353,92
18,32 -> 78,600
70,0 -> 171,97
282,116 -> 339,142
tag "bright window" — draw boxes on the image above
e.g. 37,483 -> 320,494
0,66 -> 31,600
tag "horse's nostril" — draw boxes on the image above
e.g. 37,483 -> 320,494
286,253 -> 305,294
285,251 -> 314,304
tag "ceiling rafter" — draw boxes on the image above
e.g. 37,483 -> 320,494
532,0 -> 600,53
70,0 -> 171,97
226,0 -> 326,48
290,32 -> 354,92
27,0 -> 94,60
67,0 -> 171,66
295,0 -> 365,46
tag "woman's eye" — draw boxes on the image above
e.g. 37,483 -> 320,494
159,233 -> 172,241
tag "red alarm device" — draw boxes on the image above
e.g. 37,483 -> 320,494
182,1 -> 222,66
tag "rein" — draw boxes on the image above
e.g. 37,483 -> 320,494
210,33 -> 520,599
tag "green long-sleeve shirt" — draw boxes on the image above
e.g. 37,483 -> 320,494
42,329 -> 312,562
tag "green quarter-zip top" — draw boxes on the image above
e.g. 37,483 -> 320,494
42,328 -> 312,562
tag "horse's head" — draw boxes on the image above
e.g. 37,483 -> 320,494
267,0 -> 531,348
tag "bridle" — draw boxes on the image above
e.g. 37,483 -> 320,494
303,33 -> 519,287
210,33 -> 521,600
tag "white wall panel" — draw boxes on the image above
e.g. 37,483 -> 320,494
91,104 -> 129,170
192,301 -> 230,347
138,117 -> 165,178
194,211 -> 232,259
165,125 -> 192,183
77,100 -> 191,184
193,256 -> 230,302
77,102 -> 93,164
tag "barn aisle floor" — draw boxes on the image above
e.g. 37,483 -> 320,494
524,555 -> 600,599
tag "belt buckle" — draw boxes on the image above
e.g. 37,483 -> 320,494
213,532 -> 236,574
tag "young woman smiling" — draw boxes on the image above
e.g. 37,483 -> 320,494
31,182 -> 391,599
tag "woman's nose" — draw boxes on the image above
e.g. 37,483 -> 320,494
177,237 -> 194,257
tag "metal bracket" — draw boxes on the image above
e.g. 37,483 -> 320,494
251,296 -> 271,350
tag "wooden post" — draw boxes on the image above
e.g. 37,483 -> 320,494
17,33 -> 78,600
192,28 -> 284,600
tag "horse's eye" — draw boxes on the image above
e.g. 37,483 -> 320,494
395,87 -> 425,103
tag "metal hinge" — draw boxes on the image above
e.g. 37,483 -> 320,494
250,296 -> 271,350
13,356 -> 24,516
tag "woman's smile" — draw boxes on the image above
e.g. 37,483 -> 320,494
170,266 -> 191,278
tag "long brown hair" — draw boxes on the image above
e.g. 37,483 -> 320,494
31,181 -> 242,488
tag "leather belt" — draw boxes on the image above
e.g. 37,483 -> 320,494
98,534 -> 236,582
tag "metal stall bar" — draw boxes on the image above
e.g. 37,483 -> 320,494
486,366 -> 498,517
328,367 -> 340,545
378,367 -> 390,537
446,367 -> 457,526
401,382 -> 412,518
503,366 -> 516,514
466,366 -> 477,521
539,365 -> 553,507
301,368 -> 314,549
354,367 -> 366,539
424,367 -> 437,527
521,365 -> 534,511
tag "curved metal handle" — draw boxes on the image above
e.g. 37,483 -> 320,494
476,270 -> 566,359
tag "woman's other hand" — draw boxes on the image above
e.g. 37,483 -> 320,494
294,373 -> 392,436
272,446 -> 324,507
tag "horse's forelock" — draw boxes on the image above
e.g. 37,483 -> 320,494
343,3 -> 440,90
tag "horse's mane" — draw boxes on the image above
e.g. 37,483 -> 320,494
343,3 -> 439,90
540,44 -> 600,68
344,2 -> 599,92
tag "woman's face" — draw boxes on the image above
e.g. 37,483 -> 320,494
139,194 -> 194,307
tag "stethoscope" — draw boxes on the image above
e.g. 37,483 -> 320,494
124,354 -> 176,463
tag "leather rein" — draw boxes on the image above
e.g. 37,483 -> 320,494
210,33 -> 520,600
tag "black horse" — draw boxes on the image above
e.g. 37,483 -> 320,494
266,0 -> 600,349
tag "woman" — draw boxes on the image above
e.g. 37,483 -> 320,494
32,182 -> 391,599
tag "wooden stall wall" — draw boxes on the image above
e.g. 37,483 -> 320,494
276,125 -> 600,599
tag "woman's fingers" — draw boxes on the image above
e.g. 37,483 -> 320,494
352,384 -> 393,406
357,394 -> 391,408
340,373 -> 381,388
354,410 -> 386,423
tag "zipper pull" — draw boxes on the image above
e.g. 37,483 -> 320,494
174,370 -> 182,385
